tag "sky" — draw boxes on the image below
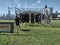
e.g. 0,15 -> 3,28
0,0 -> 60,14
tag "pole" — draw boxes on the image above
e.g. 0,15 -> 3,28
8,7 -> 10,22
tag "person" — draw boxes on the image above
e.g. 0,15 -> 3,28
15,16 -> 20,26
15,15 -> 21,35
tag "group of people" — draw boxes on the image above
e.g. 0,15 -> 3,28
15,13 -> 42,25
15,14 -> 42,26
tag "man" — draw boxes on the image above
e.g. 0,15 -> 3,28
15,15 -> 20,26
15,15 -> 21,35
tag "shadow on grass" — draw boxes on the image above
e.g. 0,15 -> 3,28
0,29 -> 30,36
29,24 -> 41,27
0,32 -> 60,36
13,34 -> 30,36
0,33 -> 30,36
21,29 -> 30,32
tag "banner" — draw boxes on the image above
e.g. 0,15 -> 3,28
0,22 -> 14,33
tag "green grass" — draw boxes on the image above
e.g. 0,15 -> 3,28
0,20 -> 60,45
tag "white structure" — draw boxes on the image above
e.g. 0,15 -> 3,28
44,7 -> 53,24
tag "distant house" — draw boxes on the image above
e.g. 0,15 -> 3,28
57,13 -> 60,17
52,13 -> 60,20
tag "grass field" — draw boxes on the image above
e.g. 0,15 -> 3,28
0,20 -> 60,45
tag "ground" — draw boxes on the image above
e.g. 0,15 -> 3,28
0,20 -> 60,45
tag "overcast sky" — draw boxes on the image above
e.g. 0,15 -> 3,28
0,0 -> 60,14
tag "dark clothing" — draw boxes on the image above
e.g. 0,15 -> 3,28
15,17 -> 20,26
